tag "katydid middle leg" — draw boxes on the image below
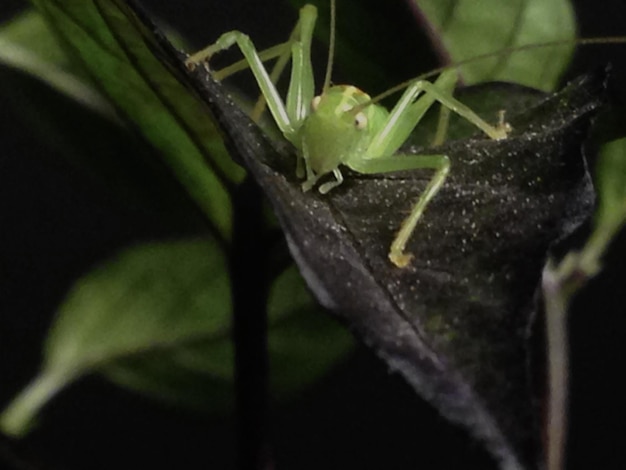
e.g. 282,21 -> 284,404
348,153 -> 450,267
349,69 -> 510,266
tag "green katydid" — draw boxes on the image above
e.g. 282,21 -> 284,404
184,0 -> 618,268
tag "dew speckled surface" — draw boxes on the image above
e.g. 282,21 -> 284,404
186,55 -> 606,470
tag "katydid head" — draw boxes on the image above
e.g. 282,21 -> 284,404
300,85 -> 388,176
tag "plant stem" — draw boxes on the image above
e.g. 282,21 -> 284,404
542,229 -> 614,470
0,371 -> 69,438
542,260 -> 570,470
230,177 -> 273,470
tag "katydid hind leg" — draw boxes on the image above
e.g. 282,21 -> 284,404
413,78 -> 511,141
348,153 -> 450,268
366,69 -> 458,158
366,69 -> 509,159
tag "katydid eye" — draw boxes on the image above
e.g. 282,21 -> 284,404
355,112 -> 367,129
311,95 -> 322,111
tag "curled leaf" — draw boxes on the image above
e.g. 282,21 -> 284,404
183,57 -> 606,469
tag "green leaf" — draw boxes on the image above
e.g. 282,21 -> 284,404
287,0 -> 575,93
266,266 -> 354,397
0,10 -> 209,227
0,240 -> 228,436
413,0 -> 576,90
101,265 -> 353,409
0,66 -> 205,228
595,137 -> 626,236
564,136 -> 626,274
0,9 -> 71,69
0,9 -> 113,114
27,0 -> 246,240
0,242 -> 352,435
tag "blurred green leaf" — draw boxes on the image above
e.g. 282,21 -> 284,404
286,0 -> 575,93
27,0 -> 246,240
0,240 -> 228,436
595,137 -> 626,235
101,265 -> 353,410
0,9 -> 70,68
0,9 -> 208,227
266,266 -> 354,397
567,136 -> 626,274
0,242 -> 351,435
0,9 -> 113,114
0,65 -> 208,227
414,0 -> 576,90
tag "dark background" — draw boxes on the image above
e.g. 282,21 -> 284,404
1,1 -> 625,469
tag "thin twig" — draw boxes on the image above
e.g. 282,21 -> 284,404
542,260 -> 571,470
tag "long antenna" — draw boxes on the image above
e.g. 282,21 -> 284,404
358,36 -> 626,110
322,0 -> 336,92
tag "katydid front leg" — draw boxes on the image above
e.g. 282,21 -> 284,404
185,5 -> 319,144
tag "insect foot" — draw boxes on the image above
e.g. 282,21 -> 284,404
494,110 -> 513,139
184,42 -> 221,71
184,55 -> 205,72
389,251 -> 414,269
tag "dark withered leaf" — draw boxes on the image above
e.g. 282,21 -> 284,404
131,4 -> 606,469
190,77 -> 605,470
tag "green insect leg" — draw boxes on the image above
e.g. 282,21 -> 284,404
186,31 -> 293,137
432,105 -> 451,147
367,69 -> 509,159
348,153 -> 450,267
410,76 -> 511,141
252,6 -> 317,124
185,5 -> 319,145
